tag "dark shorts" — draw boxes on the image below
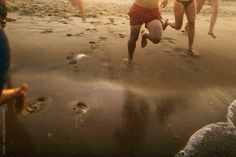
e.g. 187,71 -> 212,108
128,3 -> 162,26
0,29 -> 10,91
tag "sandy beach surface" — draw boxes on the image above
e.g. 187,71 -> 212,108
1,0 -> 236,156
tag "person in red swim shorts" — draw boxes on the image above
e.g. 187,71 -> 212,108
127,0 -> 168,68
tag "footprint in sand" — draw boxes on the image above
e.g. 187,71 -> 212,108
118,33 -> 125,38
70,101 -> 89,128
23,96 -> 51,115
66,33 -> 73,37
41,29 -> 54,34
99,36 -> 108,40
108,18 -> 115,24
75,32 -> 84,36
66,32 -> 85,37
89,41 -> 99,49
66,53 -> 89,66
162,37 -> 176,44
85,28 -> 97,32
90,21 -> 102,25
72,101 -> 88,115
66,54 -> 77,65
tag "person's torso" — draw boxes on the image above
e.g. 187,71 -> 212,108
134,0 -> 159,9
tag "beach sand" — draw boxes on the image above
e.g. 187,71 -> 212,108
1,0 -> 236,156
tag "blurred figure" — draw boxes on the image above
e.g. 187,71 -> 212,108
197,0 -> 219,38
127,0 -> 168,68
163,0 -> 199,57
70,0 -> 85,22
0,1 -> 28,112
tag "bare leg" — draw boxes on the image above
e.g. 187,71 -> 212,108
0,84 -> 28,112
165,1 -> 185,31
196,0 -> 206,14
71,0 -> 85,22
128,25 -> 141,67
185,1 -> 198,56
141,20 -> 163,48
208,0 -> 219,38
184,0 -> 205,32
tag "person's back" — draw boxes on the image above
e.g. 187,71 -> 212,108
134,0 -> 159,9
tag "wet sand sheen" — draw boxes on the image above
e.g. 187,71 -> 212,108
1,0 -> 236,156
2,72 -> 235,156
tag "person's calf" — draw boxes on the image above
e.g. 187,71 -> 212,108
188,21 -> 195,30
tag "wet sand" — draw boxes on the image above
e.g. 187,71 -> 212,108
1,0 -> 236,156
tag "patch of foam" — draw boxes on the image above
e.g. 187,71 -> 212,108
75,54 -> 88,60
176,100 -> 236,157
227,100 -> 236,127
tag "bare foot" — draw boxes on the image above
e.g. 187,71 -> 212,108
123,58 -> 134,69
162,19 -> 169,31
208,32 -> 216,38
15,84 -> 28,113
187,50 -> 199,57
141,30 -> 148,48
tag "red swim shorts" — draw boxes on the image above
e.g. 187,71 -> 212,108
128,3 -> 162,26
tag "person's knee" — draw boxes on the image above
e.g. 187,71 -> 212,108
175,24 -> 182,30
212,9 -> 219,15
152,38 -> 161,44
151,37 -> 161,44
188,21 -> 195,30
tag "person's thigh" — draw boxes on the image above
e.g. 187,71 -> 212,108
209,0 -> 219,12
174,0 -> 185,29
146,20 -> 162,41
196,0 -> 206,13
185,0 -> 196,24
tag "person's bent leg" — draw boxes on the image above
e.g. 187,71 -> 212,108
143,20 -> 163,45
196,0 -> 206,14
128,25 -> 141,67
185,1 -> 198,55
208,0 -> 219,38
183,0 -> 204,33
164,1 -> 185,31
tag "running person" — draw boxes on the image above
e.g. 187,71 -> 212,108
163,0 -> 199,56
196,0 -> 219,38
127,0 -> 168,67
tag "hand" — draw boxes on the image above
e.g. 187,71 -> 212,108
160,0 -> 168,8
